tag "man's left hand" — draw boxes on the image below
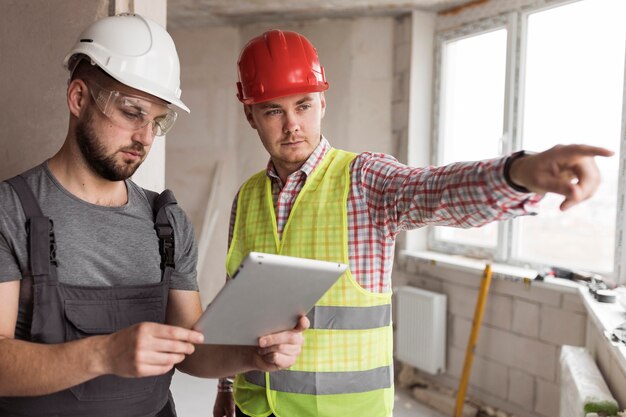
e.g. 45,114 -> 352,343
253,315 -> 309,372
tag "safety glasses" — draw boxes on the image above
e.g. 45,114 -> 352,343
87,81 -> 178,137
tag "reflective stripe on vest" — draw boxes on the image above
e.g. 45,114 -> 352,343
307,304 -> 391,329
244,366 -> 393,395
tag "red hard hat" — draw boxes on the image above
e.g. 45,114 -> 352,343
236,30 -> 329,104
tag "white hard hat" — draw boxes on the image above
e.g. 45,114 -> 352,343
64,13 -> 190,113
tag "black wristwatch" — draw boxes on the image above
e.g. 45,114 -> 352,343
503,150 -> 531,193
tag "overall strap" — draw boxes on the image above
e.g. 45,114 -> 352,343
5,175 -> 57,281
143,189 -> 177,271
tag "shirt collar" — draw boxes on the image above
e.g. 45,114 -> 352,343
266,136 -> 331,181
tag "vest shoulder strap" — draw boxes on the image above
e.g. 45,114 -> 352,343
142,188 -> 178,270
5,175 -> 44,218
5,175 -> 56,278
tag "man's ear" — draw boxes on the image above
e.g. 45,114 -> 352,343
67,79 -> 89,118
320,92 -> 326,119
244,104 -> 257,129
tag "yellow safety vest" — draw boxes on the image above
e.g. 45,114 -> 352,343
227,148 -> 394,417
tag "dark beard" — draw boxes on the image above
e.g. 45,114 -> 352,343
75,108 -> 143,181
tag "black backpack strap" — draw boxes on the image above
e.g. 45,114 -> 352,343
5,175 -> 57,280
143,188 -> 178,270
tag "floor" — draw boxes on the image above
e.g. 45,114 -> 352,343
170,371 -> 446,417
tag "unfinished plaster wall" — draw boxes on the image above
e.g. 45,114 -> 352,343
169,17 -> 394,304
395,259 -> 588,417
167,25 -> 242,303
0,0 -> 109,180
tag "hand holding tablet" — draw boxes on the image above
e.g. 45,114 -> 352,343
193,252 -> 347,345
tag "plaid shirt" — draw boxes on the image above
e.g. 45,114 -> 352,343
218,137 -> 538,391
229,137 -> 537,292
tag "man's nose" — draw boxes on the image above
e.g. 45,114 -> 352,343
283,113 -> 300,135
131,121 -> 156,146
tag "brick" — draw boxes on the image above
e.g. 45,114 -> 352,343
441,283 -> 476,320
512,299 -> 540,338
492,279 -> 562,307
562,293 -> 586,313
539,305 -> 586,346
428,264 -> 482,289
484,293 -> 512,330
508,368 -> 534,408
402,274 -> 444,294
535,378 -> 559,417
469,352 -> 509,398
607,355 -> 626,407
442,282 -> 512,330
451,316 -> 472,350
445,346 -> 508,399
594,331 -> 613,382
586,317 -> 602,357
475,326 -> 558,381
449,319 -> 553,379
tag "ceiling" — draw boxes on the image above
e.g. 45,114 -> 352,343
167,0 -> 480,29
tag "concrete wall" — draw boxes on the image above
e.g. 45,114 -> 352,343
395,258 -> 588,417
0,0 -> 109,180
169,17 -> 394,304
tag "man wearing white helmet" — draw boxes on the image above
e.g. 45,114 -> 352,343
0,14 -> 307,417
213,30 -> 613,417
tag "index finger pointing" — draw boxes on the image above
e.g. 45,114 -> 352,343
562,145 -> 614,158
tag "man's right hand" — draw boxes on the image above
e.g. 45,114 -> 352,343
213,391 -> 235,417
98,322 -> 205,377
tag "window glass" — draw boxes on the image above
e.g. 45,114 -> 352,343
434,28 -> 508,248
515,0 -> 625,273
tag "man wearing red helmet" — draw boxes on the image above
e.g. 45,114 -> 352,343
215,30 -> 612,417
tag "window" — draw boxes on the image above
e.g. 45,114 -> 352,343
424,0 -> 625,277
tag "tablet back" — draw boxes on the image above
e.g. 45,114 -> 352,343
194,252 -> 347,345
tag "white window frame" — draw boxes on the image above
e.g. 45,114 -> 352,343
426,0 -> 626,282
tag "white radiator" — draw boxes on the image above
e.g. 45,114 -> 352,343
395,286 -> 447,375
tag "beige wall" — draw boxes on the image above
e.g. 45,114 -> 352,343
0,0 -> 108,180
169,17 -> 395,304
167,25 -> 242,303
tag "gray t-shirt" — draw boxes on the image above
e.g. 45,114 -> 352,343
0,162 -> 198,339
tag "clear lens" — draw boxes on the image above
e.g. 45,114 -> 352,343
88,82 -> 177,136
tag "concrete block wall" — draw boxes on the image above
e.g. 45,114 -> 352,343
394,258 -> 588,417
586,317 -> 626,408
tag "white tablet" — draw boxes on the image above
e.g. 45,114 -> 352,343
193,252 -> 347,345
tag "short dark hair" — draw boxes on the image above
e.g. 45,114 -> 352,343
69,54 -> 116,87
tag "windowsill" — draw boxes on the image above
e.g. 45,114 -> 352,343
579,286 -> 626,371
399,249 -> 581,293
399,249 -> 626,372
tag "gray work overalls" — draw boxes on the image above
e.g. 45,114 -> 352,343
0,175 -> 179,417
